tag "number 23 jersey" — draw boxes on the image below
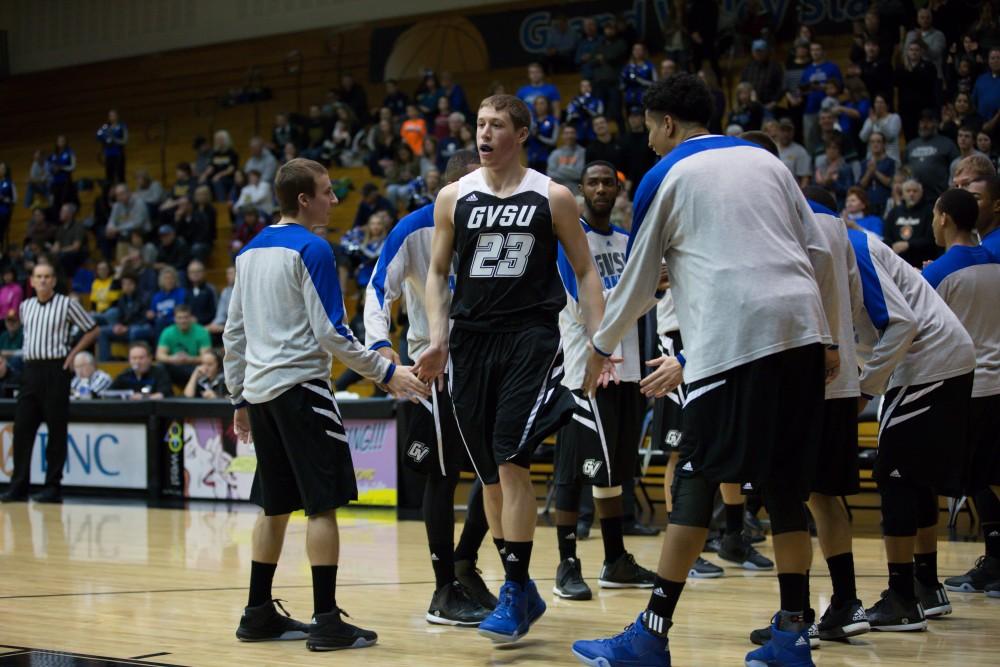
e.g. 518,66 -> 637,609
450,167 -> 566,332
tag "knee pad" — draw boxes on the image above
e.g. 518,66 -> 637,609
592,485 -> 623,500
669,475 -> 717,528
915,487 -> 939,529
878,477 -> 919,537
763,487 -> 808,535
555,482 -> 582,513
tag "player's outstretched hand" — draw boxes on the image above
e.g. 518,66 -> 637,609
583,346 -> 622,396
387,365 -> 431,402
233,407 -> 252,443
639,355 -> 683,398
414,344 -> 448,384
824,347 -> 841,385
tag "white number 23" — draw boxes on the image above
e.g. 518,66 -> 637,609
469,233 -> 535,278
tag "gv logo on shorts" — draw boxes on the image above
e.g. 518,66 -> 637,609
665,430 -> 682,446
408,442 -> 431,463
582,459 -> 603,478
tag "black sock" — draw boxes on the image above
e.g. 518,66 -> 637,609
454,481 -> 489,563
493,536 -> 506,562
600,515 -> 626,563
557,524 -> 577,561
643,577 -> 683,637
248,561 -> 277,607
429,542 -> 456,589
504,541 -> 532,585
826,552 -> 857,607
724,502 -> 743,535
777,573 -> 807,618
312,565 -> 338,616
888,561 -> 915,600
914,551 -> 938,586
803,569 -> 811,613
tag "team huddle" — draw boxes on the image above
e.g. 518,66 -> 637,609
223,74 -> 1000,666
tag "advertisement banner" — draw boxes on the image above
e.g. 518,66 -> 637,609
0,421 -> 147,489
178,417 -> 398,506
346,418 -> 398,506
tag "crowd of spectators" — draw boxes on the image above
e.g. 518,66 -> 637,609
5,1 -> 1000,398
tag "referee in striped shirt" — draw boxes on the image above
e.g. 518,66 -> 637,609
0,263 -> 97,504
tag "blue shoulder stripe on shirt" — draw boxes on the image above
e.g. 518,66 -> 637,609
922,244 -> 997,289
807,200 -> 838,218
847,228 -> 890,331
627,136 -> 767,258
240,223 -> 355,342
372,204 -> 435,308
556,217 -> 589,301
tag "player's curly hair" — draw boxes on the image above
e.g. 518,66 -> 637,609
643,73 -> 714,128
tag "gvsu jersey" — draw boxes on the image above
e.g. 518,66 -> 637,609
450,168 -> 566,331
557,219 -> 641,389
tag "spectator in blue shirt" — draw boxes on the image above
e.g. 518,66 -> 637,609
516,62 -> 562,118
47,135 -> 77,210
543,14 -> 578,73
0,162 -> 14,251
620,42 -> 657,110
526,96 -> 559,173
800,42 -> 842,153
96,109 -> 128,185
439,71 -> 469,118
565,79 -> 604,145
149,266 -> 186,336
858,131 -> 896,216
972,47 -> 1000,127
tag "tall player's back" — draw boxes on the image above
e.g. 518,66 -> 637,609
450,167 -> 566,331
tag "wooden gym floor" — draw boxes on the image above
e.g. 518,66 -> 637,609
0,500 -> 997,666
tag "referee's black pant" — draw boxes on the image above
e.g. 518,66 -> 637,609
8,360 -> 72,494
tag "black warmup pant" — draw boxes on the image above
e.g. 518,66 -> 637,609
9,359 -> 72,493
105,153 -> 126,185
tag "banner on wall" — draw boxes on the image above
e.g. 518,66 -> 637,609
178,417 -> 398,506
0,422 -> 147,489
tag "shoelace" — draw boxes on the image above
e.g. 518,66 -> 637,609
604,623 -> 638,647
271,599 -> 292,617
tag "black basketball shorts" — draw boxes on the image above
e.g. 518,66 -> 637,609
248,378 -> 357,516
555,382 -> 646,488
449,323 -> 576,485
877,372 -> 973,497
810,397 -> 861,497
651,330 -> 685,452
676,344 -> 825,500
398,375 -> 468,478
968,393 -> 1000,492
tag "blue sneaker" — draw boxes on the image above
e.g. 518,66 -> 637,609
571,613 -> 670,667
744,615 -> 814,667
477,579 -> 546,643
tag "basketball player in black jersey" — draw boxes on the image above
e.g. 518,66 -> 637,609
417,94 -> 608,644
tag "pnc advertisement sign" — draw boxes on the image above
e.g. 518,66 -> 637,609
0,422 -> 147,489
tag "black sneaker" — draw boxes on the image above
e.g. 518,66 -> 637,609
0,489 -> 28,503
703,535 -> 721,553
717,532 -> 773,570
306,608 -> 377,651
817,599 -> 870,640
31,487 -> 62,504
554,557 -> 592,600
986,581 -> 1000,598
622,520 -> 661,536
749,613 -> 819,649
866,590 -> 927,632
426,581 -> 491,626
688,557 -> 724,579
236,600 -> 310,642
915,579 -> 952,617
598,552 -> 656,589
455,559 -> 498,610
943,555 -> 1000,593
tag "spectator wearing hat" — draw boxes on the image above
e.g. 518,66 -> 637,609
741,39 -> 785,111
904,110 -> 960,198
353,184 -> 395,229
0,311 -> 23,356
776,117 -> 811,188
155,224 -> 192,273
